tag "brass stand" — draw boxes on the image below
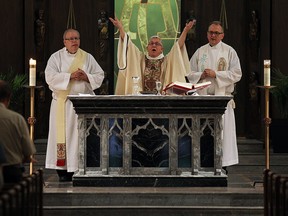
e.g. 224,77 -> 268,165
253,85 -> 274,186
260,86 -> 274,169
25,85 -> 42,174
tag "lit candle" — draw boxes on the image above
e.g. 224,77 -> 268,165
29,58 -> 36,86
264,60 -> 271,86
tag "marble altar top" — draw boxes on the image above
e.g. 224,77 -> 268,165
68,95 -> 233,114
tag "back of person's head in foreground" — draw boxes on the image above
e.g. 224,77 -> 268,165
207,21 -> 224,47
146,35 -> 164,58
0,80 -> 11,107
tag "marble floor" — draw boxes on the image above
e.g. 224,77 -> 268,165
42,168 -> 264,193
39,138 -> 269,193
39,138 -> 287,215
41,170 -> 265,216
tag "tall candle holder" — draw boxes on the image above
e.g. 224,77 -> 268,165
262,59 -> 273,170
253,85 -> 274,187
24,85 -> 43,174
253,60 -> 274,186
258,85 -> 274,170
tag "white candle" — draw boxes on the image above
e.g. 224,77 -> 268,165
264,60 -> 271,86
29,58 -> 36,86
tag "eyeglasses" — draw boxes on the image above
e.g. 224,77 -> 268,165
148,42 -> 162,46
65,37 -> 80,41
207,31 -> 223,36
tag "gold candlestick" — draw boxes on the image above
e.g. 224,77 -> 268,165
264,87 -> 270,169
253,85 -> 274,187
25,85 -> 42,174
257,86 -> 275,169
28,86 -> 36,174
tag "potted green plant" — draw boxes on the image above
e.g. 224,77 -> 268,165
0,67 -> 27,113
270,67 -> 288,153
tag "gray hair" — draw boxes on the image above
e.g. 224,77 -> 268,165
208,21 -> 224,33
63,29 -> 80,40
149,35 -> 163,44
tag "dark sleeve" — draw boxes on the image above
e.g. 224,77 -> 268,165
0,142 -> 7,164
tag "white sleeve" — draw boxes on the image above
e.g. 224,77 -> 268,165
45,53 -> 71,91
85,54 -> 105,90
186,49 -> 202,84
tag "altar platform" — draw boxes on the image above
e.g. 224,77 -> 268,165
32,137 -> 288,216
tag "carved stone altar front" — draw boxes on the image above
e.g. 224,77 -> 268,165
69,95 -> 232,187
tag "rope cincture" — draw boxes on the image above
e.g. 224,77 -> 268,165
220,0 -> 228,30
67,0 -> 77,29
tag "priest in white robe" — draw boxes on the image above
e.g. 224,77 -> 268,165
108,17 -> 195,166
45,29 -> 104,181
109,17 -> 195,95
186,21 -> 242,169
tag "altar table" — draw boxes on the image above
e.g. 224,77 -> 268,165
69,95 -> 232,187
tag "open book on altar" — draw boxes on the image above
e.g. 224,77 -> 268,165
163,81 -> 211,95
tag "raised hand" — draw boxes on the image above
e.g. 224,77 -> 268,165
184,19 -> 196,32
109,17 -> 125,40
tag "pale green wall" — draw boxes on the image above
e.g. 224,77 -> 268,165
113,0 -> 181,87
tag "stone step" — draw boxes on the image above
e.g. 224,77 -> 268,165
43,206 -> 264,216
34,139 -> 48,153
43,207 -> 264,216
228,164 -> 288,175
33,153 -> 46,164
39,137 -> 268,216
43,188 -> 263,206
238,153 -> 288,165
236,138 -> 264,153
42,186 -> 264,216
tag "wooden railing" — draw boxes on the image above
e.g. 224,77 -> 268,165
0,168 -> 43,216
264,169 -> 288,216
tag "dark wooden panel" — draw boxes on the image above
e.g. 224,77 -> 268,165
0,1 -> 26,117
244,0 -> 262,139
272,0 -> 287,75
224,0 -> 247,137
271,0 -> 288,119
45,0 -> 113,64
0,2 -> 24,77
